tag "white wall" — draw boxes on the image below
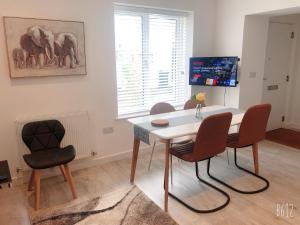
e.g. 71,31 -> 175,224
0,0 -> 216,178
214,0 -> 300,109
239,16 -> 270,109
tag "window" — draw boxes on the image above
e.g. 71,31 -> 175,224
114,5 -> 190,117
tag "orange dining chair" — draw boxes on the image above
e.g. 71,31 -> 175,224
168,113 -> 233,213
208,104 -> 271,194
184,99 -> 233,165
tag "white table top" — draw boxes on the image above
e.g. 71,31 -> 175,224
128,105 -> 244,140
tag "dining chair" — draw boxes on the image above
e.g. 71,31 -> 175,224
168,112 -> 233,213
184,99 -> 231,165
22,120 -> 77,210
183,99 -> 198,110
184,99 -> 206,110
208,104 -> 271,194
148,102 -> 193,172
150,102 -> 175,115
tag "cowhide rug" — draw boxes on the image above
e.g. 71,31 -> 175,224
30,186 -> 178,225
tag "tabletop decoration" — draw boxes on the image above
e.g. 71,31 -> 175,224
191,92 -> 206,106
151,119 -> 169,127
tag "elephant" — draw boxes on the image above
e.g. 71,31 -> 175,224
54,32 -> 80,68
12,48 -> 26,69
20,26 -> 55,68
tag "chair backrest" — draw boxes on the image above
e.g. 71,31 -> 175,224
184,100 -> 206,110
150,102 -> 175,115
184,100 -> 198,110
22,120 -> 65,153
192,112 -> 232,161
237,104 -> 272,147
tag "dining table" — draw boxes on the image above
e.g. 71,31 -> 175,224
128,105 -> 245,212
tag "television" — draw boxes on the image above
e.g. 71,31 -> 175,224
189,57 -> 239,87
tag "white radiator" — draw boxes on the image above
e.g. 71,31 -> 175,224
15,111 -> 94,170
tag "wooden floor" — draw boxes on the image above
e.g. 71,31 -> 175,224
1,140 -> 300,225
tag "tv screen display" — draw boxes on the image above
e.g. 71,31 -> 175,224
189,57 -> 238,87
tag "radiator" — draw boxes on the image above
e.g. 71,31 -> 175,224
15,111 -> 95,170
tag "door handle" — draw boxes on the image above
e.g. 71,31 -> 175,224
286,75 -> 290,82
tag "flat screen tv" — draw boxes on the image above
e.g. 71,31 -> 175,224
189,57 -> 238,87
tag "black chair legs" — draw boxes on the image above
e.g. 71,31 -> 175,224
166,148 -> 269,213
207,149 -> 269,194
167,160 -> 230,213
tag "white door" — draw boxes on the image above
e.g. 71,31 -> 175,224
263,23 -> 294,131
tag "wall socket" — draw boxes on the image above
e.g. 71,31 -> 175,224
102,127 -> 114,134
91,151 -> 98,156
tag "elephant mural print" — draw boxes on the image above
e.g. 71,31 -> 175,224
4,17 -> 86,78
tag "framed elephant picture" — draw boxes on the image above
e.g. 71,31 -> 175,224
3,17 -> 87,78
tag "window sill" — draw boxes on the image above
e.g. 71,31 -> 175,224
116,105 -> 184,121
116,112 -> 150,121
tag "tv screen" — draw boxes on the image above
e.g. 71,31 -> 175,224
189,57 -> 238,87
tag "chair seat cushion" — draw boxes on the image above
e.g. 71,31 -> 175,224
227,133 -> 239,148
170,142 -> 194,161
172,136 -> 194,145
23,145 -> 76,169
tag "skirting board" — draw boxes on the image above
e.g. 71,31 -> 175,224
283,123 -> 300,131
12,142 -> 164,185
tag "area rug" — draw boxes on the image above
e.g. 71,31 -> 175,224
266,128 -> 300,150
30,185 -> 178,225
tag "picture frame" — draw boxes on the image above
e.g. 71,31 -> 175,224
3,16 -> 87,78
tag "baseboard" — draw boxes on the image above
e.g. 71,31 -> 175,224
283,123 -> 300,131
12,143 -> 163,185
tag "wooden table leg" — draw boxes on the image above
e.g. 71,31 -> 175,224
34,170 -> 41,210
164,140 -> 170,212
170,154 -> 173,185
130,138 -> 140,184
252,143 -> 259,175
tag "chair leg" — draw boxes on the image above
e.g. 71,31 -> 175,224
28,170 -> 35,191
34,170 -> 41,210
64,164 -> 77,199
226,149 -> 230,165
148,141 -> 156,171
252,143 -> 259,174
166,159 -> 230,213
59,165 -> 67,181
207,149 -> 269,194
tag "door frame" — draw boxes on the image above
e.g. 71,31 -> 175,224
263,22 -> 298,129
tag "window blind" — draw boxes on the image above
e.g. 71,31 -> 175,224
114,5 -> 188,117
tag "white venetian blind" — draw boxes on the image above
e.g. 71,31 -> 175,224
114,5 -> 188,117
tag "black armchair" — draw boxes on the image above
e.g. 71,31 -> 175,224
22,120 -> 77,210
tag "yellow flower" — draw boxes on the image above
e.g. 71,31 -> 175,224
196,92 -> 206,102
